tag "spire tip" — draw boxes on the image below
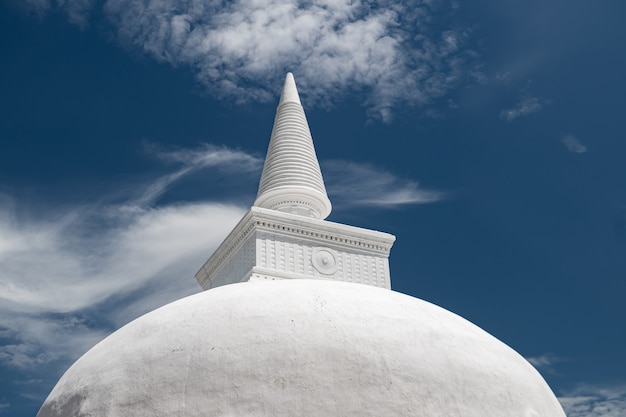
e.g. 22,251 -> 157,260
279,72 -> 301,105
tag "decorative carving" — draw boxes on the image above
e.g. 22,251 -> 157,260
312,247 -> 338,275
196,207 -> 395,290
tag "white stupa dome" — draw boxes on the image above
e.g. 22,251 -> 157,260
38,74 -> 566,416
37,280 -> 565,417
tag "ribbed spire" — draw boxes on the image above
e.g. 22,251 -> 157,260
254,73 -> 332,219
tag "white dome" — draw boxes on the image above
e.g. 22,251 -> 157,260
37,280 -> 565,417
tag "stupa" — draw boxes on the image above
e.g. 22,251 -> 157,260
37,74 -> 567,417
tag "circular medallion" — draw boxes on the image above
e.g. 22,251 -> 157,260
312,247 -> 337,275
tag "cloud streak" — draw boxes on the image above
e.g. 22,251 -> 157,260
323,160 -> 446,208
137,143 -> 263,206
526,353 -> 559,368
17,0 -> 476,121
559,385 -> 626,417
525,353 -> 565,375
500,97 -> 544,122
499,96 -> 545,121
0,144 -> 256,372
561,135 -> 588,154
0,197 -> 245,315
0,314 -> 108,369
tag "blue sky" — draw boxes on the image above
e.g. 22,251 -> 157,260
1,0 -> 625,415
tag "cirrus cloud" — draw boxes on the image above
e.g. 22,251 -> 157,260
323,160 -> 446,208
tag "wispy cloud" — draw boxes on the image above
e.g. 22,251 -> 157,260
499,96 -> 545,121
526,353 -> 559,368
500,97 -> 544,122
150,143 -> 262,171
561,135 -> 588,154
16,0 -> 476,121
0,401 -> 9,414
323,160 -> 446,208
526,353 -> 564,375
138,143 -> 262,206
0,314 -> 108,369
559,385 -> 626,417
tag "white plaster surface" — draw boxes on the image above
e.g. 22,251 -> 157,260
38,279 -> 566,417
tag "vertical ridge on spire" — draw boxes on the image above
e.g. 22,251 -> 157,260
254,73 -> 332,219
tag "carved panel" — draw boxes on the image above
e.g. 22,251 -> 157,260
210,236 -> 256,288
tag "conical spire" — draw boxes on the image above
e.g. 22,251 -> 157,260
254,73 -> 332,219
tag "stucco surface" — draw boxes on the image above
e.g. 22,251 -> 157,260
38,279 -> 566,417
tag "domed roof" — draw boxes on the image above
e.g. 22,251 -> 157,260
37,280 -> 565,417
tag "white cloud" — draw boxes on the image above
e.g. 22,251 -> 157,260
526,353 -> 558,368
0,197 -> 245,315
499,96 -> 545,121
150,143 -> 262,171
526,353 -> 565,375
323,160 -> 445,208
559,385 -> 626,417
0,314 -> 107,369
561,135 -> 588,154
18,0 -> 475,121
0,401 -> 9,414
137,143 -> 262,206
